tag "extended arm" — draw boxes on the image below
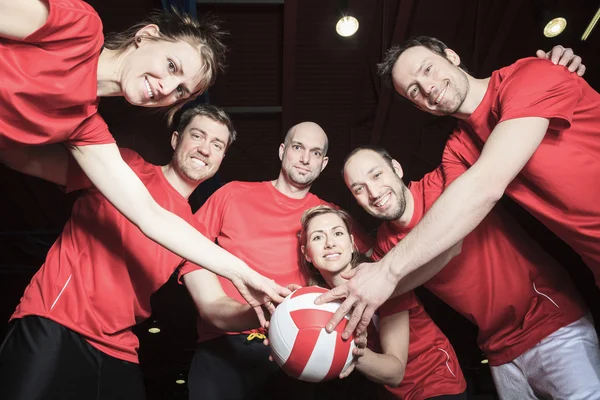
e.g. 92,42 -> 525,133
183,269 -> 261,332
69,143 -> 288,321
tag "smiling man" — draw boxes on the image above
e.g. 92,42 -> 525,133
0,104 -> 238,400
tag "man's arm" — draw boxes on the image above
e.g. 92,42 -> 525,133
0,145 -> 69,186
183,269 -> 261,332
318,117 -> 549,337
68,143 -> 289,323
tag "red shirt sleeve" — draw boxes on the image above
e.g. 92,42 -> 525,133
69,113 -> 115,148
65,148 -> 142,193
379,291 -> 419,318
497,58 -> 581,131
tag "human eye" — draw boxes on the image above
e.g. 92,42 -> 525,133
311,234 -> 323,241
168,59 -> 177,72
176,85 -> 185,97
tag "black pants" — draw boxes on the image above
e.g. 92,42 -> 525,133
188,334 -> 377,400
428,392 -> 468,400
0,316 -> 146,400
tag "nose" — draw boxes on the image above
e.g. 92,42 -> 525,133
366,183 -> 381,200
196,139 -> 210,156
324,235 -> 334,248
299,150 -> 311,164
157,76 -> 179,97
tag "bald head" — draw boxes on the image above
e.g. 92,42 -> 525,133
284,122 -> 329,156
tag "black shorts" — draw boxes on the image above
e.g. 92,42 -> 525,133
0,315 -> 146,400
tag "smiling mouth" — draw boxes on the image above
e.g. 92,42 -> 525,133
373,192 -> 391,208
144,77 -> 155,99
434,82 -> 448,105
191,157 -> 207,167
323,253 -> 341,260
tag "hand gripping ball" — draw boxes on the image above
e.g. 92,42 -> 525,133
268,286 -> 356,382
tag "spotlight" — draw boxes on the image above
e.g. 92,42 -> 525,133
336,16 -> 359,37
544,17 -> 567,38
148,320 -> 160,334
175,379 -> 185,385
481,359 -> 489,364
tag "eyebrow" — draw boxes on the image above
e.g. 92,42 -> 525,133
174,56 -> 192,95
190,128 -> 226,145
291,141 -> 324,152
310,226 -> 345,235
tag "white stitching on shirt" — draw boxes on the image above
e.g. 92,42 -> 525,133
533,282 -> 560,309
437,348 -> 456,377
50,274 -> 72,311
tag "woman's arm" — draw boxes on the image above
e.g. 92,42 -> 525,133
69,143 -> 289,322
355,310 -> 409,387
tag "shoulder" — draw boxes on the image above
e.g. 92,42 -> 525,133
497,57 -> 579,90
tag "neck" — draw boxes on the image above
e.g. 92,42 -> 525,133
452,76 -> 490,120
271,172 -> 311,199
391,185 -> 415,229
160,163 -> 200,199
322,263 -> 353,289
97,48 -> 129,97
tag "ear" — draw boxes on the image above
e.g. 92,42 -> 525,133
444,48 -> 461,66
301,245 -> 311,263
134,24 -> 161,45
320,156 -> 329,172
391,159 -> 404,179
350,234 -> 356,251
279,143 -> 285,161
171,131 -> 180,151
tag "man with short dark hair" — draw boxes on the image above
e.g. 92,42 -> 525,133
342,145 -> 599,398
0,104 -> 239,400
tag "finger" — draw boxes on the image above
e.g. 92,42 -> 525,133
356,305 -> 376,336
253,306 -> 267,327
287,283 -> 302,291
264,301 -> 276,315
325,296 -> 356,333
353,348 -> 366,358
268,354 -> 274,362
550,45 -> 565,64
536,49 -> 547,60
263,337 -> 270,346
567,56 -> 582,72
344,302 -> 366,340
315,284 -> 348,305
577,64 -> 586,77
339,362 -> 355,379
264,320 -> 270,329
557,47 -> 573,66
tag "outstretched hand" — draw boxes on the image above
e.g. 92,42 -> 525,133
314,261 -> 398,339
231,270 -> 291,328
536,45 -> 586,76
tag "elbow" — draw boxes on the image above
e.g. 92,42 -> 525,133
386,360 -> 406,388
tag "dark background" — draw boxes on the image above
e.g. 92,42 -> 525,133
1,0 -> 600,398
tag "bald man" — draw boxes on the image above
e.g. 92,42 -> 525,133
180,122 -> 374,400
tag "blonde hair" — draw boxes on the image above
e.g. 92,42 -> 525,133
104,8 -> 228,125
299,205 -> 362,288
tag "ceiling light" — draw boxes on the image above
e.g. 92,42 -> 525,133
336,16 -> 359,37
148,327 -> 160,334
581,6 -> 600,41
544,17 -> 567,38
175,379 -> 185,385
481,359 -> 489,364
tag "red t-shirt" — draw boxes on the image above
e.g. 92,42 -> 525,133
369,291 -> 466,400
178,181 -> 373,342
11,149 -> 202,363
374,147 -> 587,365
456,57 -> 600,283
0,0 -> 114,149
